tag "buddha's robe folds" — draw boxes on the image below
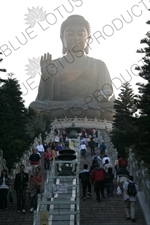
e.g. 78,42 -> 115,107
30,56 -> 115,120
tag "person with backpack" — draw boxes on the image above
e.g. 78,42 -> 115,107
92,155 -> 101,164
118,156 -> 127,168
104,167 -> 114,197
117,166 -> 129,192
104,159 -> 114,173
79,164 -> 92,201
102,154 -> 110,166
123,175 -> 138,222
89,137 -> 95,155
99,142 -> 106,158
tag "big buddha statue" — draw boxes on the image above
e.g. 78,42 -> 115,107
29,15 -> 115,121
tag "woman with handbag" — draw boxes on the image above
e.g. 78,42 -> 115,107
0,169 -> 12,211
29,167 -> 43,212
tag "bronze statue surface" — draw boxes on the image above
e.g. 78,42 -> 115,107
29,15 -> 115,121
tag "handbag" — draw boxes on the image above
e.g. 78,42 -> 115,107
9,192 -> 13,204
117,186 -> 122,195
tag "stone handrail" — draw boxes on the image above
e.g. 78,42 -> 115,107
10,146 -> 33,179
33,137 -> 80,225
103,132 -> 150,225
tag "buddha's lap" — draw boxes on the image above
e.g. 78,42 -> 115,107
30,100 -> 114,121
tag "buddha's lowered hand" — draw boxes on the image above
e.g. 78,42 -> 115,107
98,90 -> 113,102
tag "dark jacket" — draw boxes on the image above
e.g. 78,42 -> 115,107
89,140 -> 95,147
100,143 -> 106,151
79,169 -> 91,183
117,167 -> 129,177
29,153 -> 41,165
14,172 -> 29,190
104,172 -> 114,183
0,177 -> 11,186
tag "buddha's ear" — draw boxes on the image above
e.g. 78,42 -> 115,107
60,35 -> 67,54
85,45 -> 89,54
85,35 -> 91,54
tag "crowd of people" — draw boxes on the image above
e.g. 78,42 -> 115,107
79,129 -> 138,223
0,128 -> 138,222
0,128 -> 67,214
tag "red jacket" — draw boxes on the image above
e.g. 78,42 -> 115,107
44,151 -> 53,160
91,167 -> 106,184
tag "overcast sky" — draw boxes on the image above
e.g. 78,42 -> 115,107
0,0 -> 149,107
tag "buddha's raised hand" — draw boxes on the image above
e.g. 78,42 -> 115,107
40,53 -> 57,81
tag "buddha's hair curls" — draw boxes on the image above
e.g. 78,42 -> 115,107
60,15 -> 91,36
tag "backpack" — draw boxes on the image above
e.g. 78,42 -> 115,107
93,155 -> 100,163
104,173 -> 111,182
127,182 -> 137,196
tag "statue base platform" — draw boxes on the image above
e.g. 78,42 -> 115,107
29,100 -> 115,122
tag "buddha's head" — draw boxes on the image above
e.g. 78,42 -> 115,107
60,15 -> 91,54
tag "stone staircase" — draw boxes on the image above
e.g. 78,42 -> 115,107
79,147 -> 146,225
0,145 -> 147,225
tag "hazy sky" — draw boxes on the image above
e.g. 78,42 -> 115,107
0,0 -> 149,107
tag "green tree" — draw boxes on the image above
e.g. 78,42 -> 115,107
134,21 -> 150,167
111,82 -> 137,158
0,52 -> 6,72
113,82 -> 136,130
0,78 -> 31,169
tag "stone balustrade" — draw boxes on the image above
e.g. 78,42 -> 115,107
12,134 -> 44,177
51,117 -> 112,131
9,145 -> 33,179
127,150 -> 150,208
0,131 -> 56,179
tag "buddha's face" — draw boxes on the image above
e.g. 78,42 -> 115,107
62,25 -> 89,53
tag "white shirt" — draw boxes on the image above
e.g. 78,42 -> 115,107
80,138 -> 87,145
54,136 -> 59,143
0,177 -> 9,189
102,156 -> 110,165
80,144 -> 87,151
104,163 -> 114,173
36,144 -> 44,152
